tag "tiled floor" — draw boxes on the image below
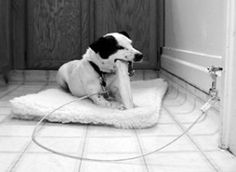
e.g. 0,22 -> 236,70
0,71 -> 236,172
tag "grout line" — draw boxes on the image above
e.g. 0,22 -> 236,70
77,125 -> 89,172
0,82 -> 47,124
165,86 -> 180,100
174,97 -> 197,115
6,83 -> 49,171
164,92 -> 188,107
0,149 -> 221,154
37,82 -> 49,92
0,131 -> 219,138
7,121 -> 47,172
0,83 -> 24,99
7,138 -> 34,172
163,106 -> 221,172
7,122 -> 48,172
0,83 -> 25,124
134,130 -> 150,172
0,115 -> 12,124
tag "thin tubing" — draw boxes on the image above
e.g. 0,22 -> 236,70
31,92 -> 206,162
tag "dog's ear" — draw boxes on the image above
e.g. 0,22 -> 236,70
89,37 -> 103,54
89,36 -> 118,59
119,31 -> 130,39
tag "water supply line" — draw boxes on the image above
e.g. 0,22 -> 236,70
31,66 -> 223,162
200,66 -> 223,112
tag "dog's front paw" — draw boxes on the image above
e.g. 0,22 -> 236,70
110,102 -> 126,110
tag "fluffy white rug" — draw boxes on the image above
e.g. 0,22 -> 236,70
10,79 -> 168,129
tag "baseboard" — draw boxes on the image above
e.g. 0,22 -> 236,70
160,69 -> 220,111
161,47 -> 222,93
7,70 -> 158,83
7,70 -> 57,83
0,64 -> 10,86
0,75 -> 7,86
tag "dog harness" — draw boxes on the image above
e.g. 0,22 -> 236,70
88,61 -> 107,88
88,61 -> 111,98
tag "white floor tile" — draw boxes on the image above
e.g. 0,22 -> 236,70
181,118 -> 219,135
87,126 -> 135,138
80,161 -> 147,172
166,103 -> 201,117
192,135 -> 219,151
0,78 -> 235,172
13,153 -> 79,172
0,107 -> 11,115
0,153 -> 20,172
138,135 -> 197,153
0,101 -> 11,107
0,115 -> 7,122
28,137 -> 84,154
37,124 -> 85,137
165,94 -> 191,108
0,123 -> 36,137
0,137 -> 30,152
145,152 -> 214,172
84,137 -> 140,154
158,109 -> 176,124
164,92 -> 186,105
0,85 -> 20,98
136,122 -> 182,136
206,151 -> 236,172
1,85 -> 44,101
80,153 -> 146,172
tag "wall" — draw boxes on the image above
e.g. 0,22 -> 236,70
162,0 -> 236,155
161,0 -> 226,92
221,0 -> 236,155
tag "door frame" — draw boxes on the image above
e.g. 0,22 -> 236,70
220,0 -> 236,154
11,0 -> 27,69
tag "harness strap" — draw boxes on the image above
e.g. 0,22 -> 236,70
88,61 -> 107,87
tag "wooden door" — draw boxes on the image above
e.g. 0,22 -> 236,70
95,0 -> 159,69
12,0 -> 160,70
0,0 -> 11,75
26,0 -> 92,69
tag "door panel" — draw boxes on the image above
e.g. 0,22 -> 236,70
95,0 -> 158,69
25,0 -> 159,69
27,0 -> 91,69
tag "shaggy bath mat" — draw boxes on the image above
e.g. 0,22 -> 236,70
10,79 -> 168,129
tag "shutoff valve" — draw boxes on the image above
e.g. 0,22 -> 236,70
207,66 -> 223,98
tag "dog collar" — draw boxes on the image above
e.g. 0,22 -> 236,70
88,61 -> 107,87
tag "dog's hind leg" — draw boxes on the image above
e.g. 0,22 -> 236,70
56,71 -> 70,92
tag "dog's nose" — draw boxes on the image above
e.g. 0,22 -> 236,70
134,53 -> 143,62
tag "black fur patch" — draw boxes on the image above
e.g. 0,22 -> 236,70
90,35 -> 121,59
119,31 -> 130,39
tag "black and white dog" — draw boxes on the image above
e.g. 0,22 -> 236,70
56,31 -> 143,109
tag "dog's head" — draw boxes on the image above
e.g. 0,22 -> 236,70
89,31 -> 143,74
